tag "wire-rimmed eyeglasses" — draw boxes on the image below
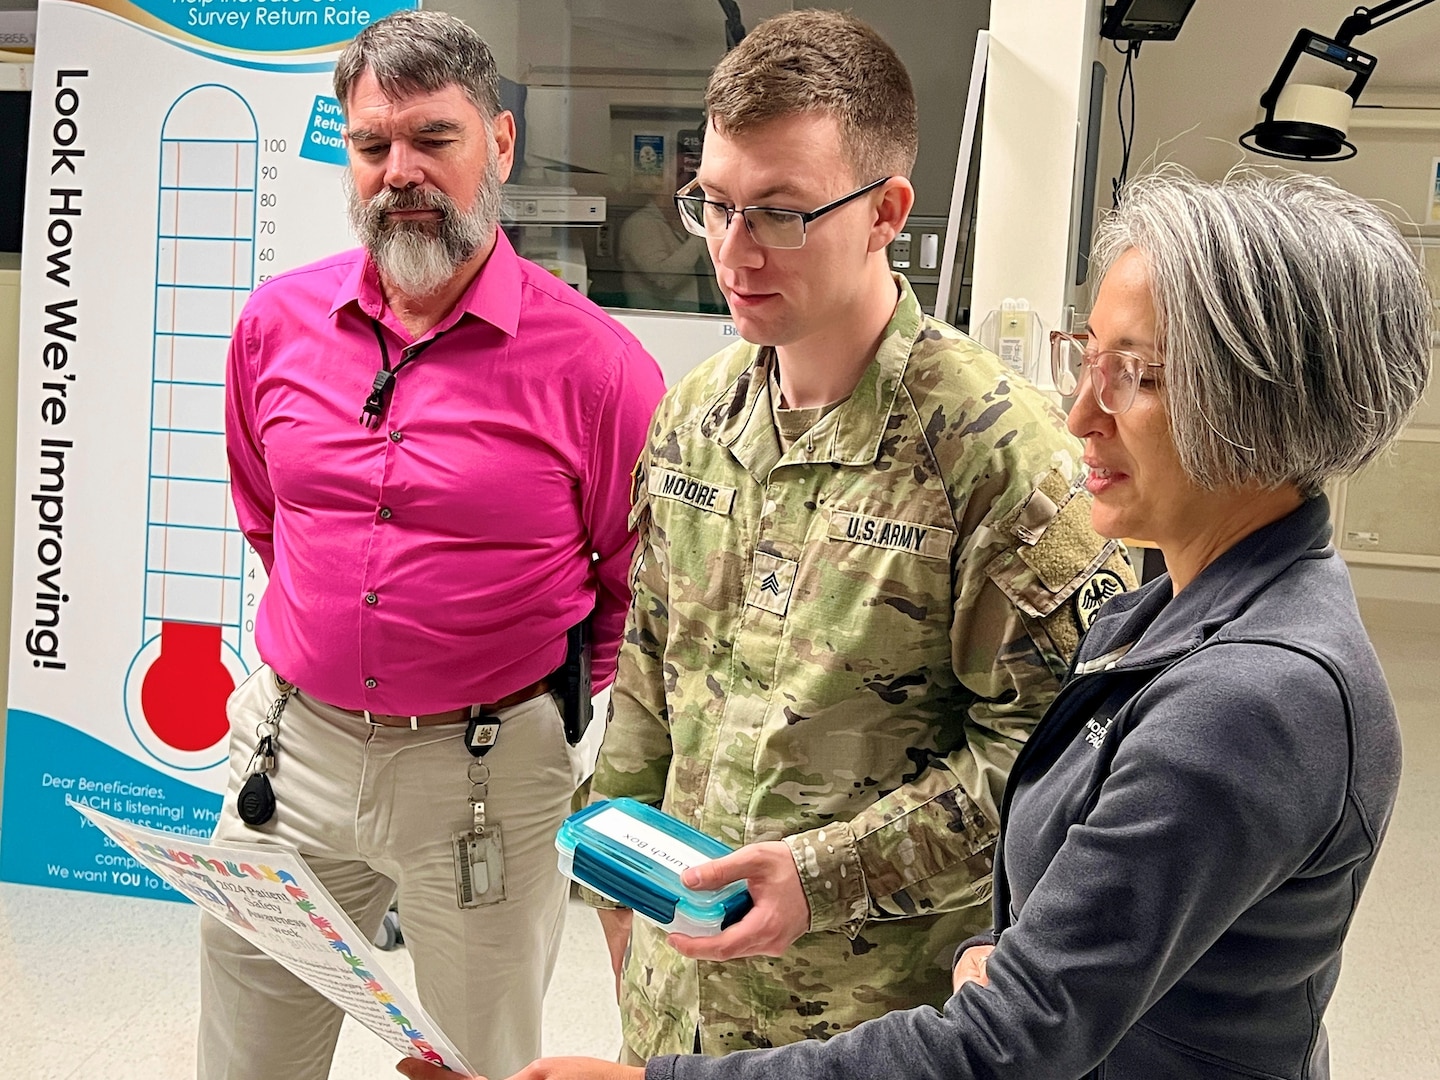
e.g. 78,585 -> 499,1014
673,176 -> 892,250
1050,331 -> 1165,415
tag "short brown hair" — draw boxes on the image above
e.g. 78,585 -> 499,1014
705,10 -> 918,181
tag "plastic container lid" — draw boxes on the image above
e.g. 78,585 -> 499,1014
556,798 -> 753,937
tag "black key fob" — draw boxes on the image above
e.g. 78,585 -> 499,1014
237,772 -> 276,826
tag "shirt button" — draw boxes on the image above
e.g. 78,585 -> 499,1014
389,431 -> 404,443
379,507 -> 392,520
364,678 -> 377,689
365,592 -> 378,605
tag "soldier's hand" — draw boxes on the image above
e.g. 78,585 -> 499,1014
668,841 -> 810,961
952,944 -> 994,993
596,906 -> 634,1000
396,1059 -> 485,1080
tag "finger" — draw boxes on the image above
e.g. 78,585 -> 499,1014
397,1061 -> 479,1080
681,849 -> 752,891
667,926 -> 749,962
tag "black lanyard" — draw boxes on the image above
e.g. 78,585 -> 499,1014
358,318 -> 445,428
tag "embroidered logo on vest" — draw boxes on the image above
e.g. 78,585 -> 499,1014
1085,716 -> 1114,749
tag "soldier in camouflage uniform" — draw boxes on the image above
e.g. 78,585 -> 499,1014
586,10 -> 1136,1065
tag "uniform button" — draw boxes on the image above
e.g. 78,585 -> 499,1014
389,431 -> 404,443
379,507 -> 392,520
364,678 -> 377,689
365,592 -> 378,605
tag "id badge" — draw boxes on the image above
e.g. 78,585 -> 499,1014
453,821 -> 506,909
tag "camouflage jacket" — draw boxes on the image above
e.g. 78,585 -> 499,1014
592,278 -> 1135,1057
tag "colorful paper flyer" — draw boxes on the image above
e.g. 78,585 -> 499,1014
72,801 -> 475,1074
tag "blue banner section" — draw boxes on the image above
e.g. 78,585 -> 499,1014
300,94 -> 348,165
128,0 -> 413,54
0,710 -> 222,901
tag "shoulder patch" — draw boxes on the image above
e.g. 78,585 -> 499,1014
627,457 -> 652,532
630,456 -> 646,507
1072,568 -> 1128,631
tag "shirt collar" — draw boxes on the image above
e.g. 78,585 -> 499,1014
1081,495 -> 1335,671
704,273 -> 918,479
328,228 -> 524,339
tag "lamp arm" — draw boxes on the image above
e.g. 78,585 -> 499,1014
1258,31 -> 1310,111
1337,0 -> 1439,44
1258,26 -> 1380,113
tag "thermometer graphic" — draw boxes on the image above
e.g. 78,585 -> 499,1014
124,85 -> 256,771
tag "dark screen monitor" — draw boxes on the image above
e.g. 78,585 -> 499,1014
0,89 -> 30,253
1100,0 -> 1197,41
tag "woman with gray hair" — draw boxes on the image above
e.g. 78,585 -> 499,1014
402,169 -> 1430,1080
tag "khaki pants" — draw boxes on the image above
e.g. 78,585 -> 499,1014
197,667 -> 580,1080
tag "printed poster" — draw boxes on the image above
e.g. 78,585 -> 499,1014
1,0 -> 413,898
1428,156 -> 1440,224
633,133 -> 665,177
74,801 -> 475,1072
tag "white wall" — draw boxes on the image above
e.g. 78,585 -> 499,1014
1089,0 -> 1440,223
1081,0 -> 1440,605
969,0 -> 1103,341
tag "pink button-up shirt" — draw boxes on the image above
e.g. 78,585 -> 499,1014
225,232 -> 665,714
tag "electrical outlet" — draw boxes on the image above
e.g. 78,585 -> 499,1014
890,231 -> 912,269
919,232 -> 940,269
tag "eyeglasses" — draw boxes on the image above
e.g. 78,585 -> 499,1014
673,176 -> 892,250
1050,331 -> 1165,415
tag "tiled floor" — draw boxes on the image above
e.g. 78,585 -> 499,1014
2,606 -> 1437,1079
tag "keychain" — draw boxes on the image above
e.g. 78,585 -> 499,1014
454,716 -> 506,908
237,677 -> 292,827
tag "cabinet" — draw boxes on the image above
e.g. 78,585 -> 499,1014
1333,241 -> 1440,572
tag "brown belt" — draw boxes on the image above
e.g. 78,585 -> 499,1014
299,677 -> 552,729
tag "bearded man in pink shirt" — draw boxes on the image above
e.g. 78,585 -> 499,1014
197,11 -> 664,1080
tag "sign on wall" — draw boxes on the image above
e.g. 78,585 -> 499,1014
0,0 -> 412,899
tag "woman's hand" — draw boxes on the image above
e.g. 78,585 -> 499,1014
952,944 -> 994,993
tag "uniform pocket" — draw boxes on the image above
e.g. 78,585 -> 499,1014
984,470 -> 1131,668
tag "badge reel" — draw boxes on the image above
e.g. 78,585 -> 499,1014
455,718 -> 506,908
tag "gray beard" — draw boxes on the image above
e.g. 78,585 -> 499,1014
345,159 -> 503,298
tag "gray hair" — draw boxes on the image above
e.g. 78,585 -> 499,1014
333,9 -> 501,120
1093,168 -> 1433,495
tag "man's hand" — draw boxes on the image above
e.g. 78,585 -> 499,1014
596,906 -> 634,1000
397,1057 -> 643,1080
396,1060 -> 484,1080
509,1059 -> 645,1080
667,841 -> 810,962
952,944 -> 994,993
